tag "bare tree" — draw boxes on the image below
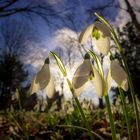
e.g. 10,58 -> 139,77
87,0 -> 140,34
62,13 -> 86,57
0,19 -> 35,92
0,0 -> 57,20
0,19 -> 37,59
87,0 -> 117,20
123,0 -> 140,35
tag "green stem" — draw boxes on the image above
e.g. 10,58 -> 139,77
95,13 -> 140,140
104,94 -> 116,140
66,78 -> 94,140
88,48 -> 116,140
119,88 -> 131,140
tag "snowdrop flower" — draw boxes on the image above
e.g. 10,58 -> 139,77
35,58 -> 50,89
30,58 -> 55,99
72,55 -> 91,96
72,54 -> 104,97
79,21 -> 111,55
79,24 -> 94,44
106,59 -> 128,92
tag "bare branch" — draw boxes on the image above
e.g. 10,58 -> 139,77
0,0 -> 19,9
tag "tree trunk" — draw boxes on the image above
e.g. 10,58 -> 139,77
124,0 -> 140,36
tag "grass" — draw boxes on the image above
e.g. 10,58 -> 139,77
0,96 -> 139,140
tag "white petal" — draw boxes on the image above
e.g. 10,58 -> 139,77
43,74 -> 55,99
121,78 -> 128,91
94,21 -> 111,37
94,36 -> 110,55
111,60 -> 128,91
79,24 -> 94,44
30,75 -> 40,95
72,59 -> 91,96
106,69 -> 112,92
92,66 -> 104,97
36,64 -> 51,90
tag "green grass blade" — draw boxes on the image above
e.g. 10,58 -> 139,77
105,94 -> 117,140
119,88 -> 131,140
87,49 -> 104,77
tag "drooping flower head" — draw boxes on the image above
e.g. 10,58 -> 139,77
106,59 -> 128,92
72,53 -> 104,97
30,58 -> 55,99
72,53 -> 92,96
79,21 -> 111,55
43,74 -> 55,99
111,59 -> 128,91
35,58 -> 51,89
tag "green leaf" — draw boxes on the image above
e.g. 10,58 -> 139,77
50,51 -> 67,77
87,49 -> 104,77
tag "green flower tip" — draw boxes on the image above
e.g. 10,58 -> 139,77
45,57 -> 50,64
84,53 -> 90,59
92,27 -> 100,40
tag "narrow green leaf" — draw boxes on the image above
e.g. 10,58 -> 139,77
50,51 -> 67,77
119,88 -> 131,140
104,94 -> 117,140
87,49 -> 104,77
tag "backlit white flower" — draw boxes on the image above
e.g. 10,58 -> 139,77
107,59 -> 128,91
30,58 -> 55,98
36,63 -> 50,89
72,58 -> 91,96
72,56 -> 104,97
79,24 -> 94,44
43,74 -> 55,99
79,21 -> 111,55
94,35 -> 110,55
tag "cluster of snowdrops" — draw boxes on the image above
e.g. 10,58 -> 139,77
30,22 -> 128,99
29,13 -> 140,140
